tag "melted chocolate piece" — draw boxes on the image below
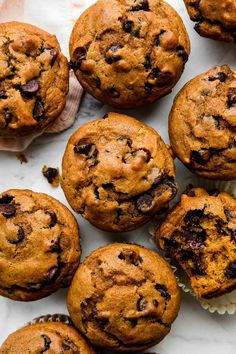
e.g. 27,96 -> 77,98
136,194 -> 153,213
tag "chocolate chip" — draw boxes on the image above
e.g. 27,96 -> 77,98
129,319 -> 138,327
144,82 -> 153,93
0,91 -> 7,99
49,47 -> 58,66
41,334 -> 51,352
147,67 -> 172,87
191,148 -> 211,165
164,177 -> 178,198
185,230 -> 206,250
0,195 -> 14,204
94,186 -> 100,199
70,47 -> 87,71
131,0 -> 149,11
136,194 -> 153,213
117,135 -> 132,148
8,227 -> 25,244
45,210 -> 57,227
33,98 -> 44,121
107,87 -> 120,98
184,209 -> 203,227
106,45 -> 123,64
163,237 -> 179,250
118,249 -> 143,266
193,258 -> 206,276
20,79 -> 39,97
137,297 -> 147,311
42,167 -> 59,184
183,184 -> 195,197
176,45 -> 188,63
0,204 -> 16,218
224,209 -> 231,220
49,239 -> 61,253
208,72 -> 227,82
3,111 -> 13,127
143,55 -> 151,70
227,88 -> 236,107
155,284 -> 171,300
46,266 -> 60,283
103,113 -> 109,119
153,299 -> 159,307
74,142 -> 93,155
122,20 -> 134,33
155,30 -> 166,46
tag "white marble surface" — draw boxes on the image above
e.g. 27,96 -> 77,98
1,0 -> 236,353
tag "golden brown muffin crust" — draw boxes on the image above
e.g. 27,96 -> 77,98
0,189 -> 81,301
69,0 -> 190,108
169,65 -> 236,180
156,187 -> 236,299
184,0 -> 236,42
61,112 -> 177,232
67,243 -> 181,352
0,321 -> 96,353
0,22 -> 69,137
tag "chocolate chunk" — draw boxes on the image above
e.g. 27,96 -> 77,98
0,195 -> 14,204
136,194 -> 153,213
70,47 -> 87,71
185,230 -> 206,250
224,209 -> 231,220
143,55 -> 151,70
155,30 -> 166,46
42,166 -> 59,184
208,72 -> 227,82
193,258 -> 206,276
41,334 -> 51,352
191,148 -> 211,165
225,262 -> 236,279
107,87 -> 120,98
155,284 -> 171,300
129,319 -> 138,327
49,47 -> 58,66
153,299 -> 159,307
33,99 -> 44,120
131,0 -> 149,11
227,88 -> 236,107
163,237 -> 179,250
46,266 -> 60,283
184,209 -> 203,227
0,204 -> 16,218
94,186 -> 100,199
147,67 -> 173,87
144,82 -> 153,93
122,20 -> 134,33
176,45 -> 188,63
106,45 -> 123,64
0,91 -> 7,99
208,188 -> 220,197
117,135 -> 132,148
183,184 -> 195,197
164,177 -> 177,198
3,111 -> 13,127
20,79 -> 39,97
8,227 -> 25,244
118,249 -> 143,266
49,239 -> 61,253
45,210 -> 57,227
137,297 -> 147,311
74,142 -> 93,155
103,113 -> 109,119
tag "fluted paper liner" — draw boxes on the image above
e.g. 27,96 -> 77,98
28,314 -> 73,326
149,176 -> 236,315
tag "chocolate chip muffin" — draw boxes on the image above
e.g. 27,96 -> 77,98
169,65 -> 236,180
0,318 -> 96,353
156,187 -> 236,299
0,22 -> 69,137
67,243 -> 181,352
184,0 -> 236,42
69,0 -> 190,109
0,189 -> 80,301
61,112 -> 177,232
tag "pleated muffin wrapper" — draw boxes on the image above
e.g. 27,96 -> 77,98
27,314 -> 73,326
149,175 -> 236,315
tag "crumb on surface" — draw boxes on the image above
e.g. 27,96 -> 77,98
16,153 -> 28,164
42,165 -> 60,187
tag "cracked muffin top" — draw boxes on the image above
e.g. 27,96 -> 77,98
156,187 -> 236,299
69,0 -> 190,109
0,22 -> 69,137
67,243 -> 181,352
169,65 -> 236,180
61,112 -> 177,232
0,320 -> 96,353
184,0 -> 236,42
0,189 -> 80,301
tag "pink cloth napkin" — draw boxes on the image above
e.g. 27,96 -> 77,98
0,0 -> 94,151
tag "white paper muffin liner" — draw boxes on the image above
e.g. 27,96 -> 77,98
28,314 -> 73,326
149,176 -> 236,315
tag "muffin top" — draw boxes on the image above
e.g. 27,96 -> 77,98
169,65 -> 236,180
0,22 -> 69,137
0,321 -> 96,353
156,187 -> 236,299
69,0 -> 190,108
67,243 -> 181,352
61,112 -> 177,232
0,189 -> 80,301
184,0 -> 236,42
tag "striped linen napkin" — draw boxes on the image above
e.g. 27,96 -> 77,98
0,0 -> 94,151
